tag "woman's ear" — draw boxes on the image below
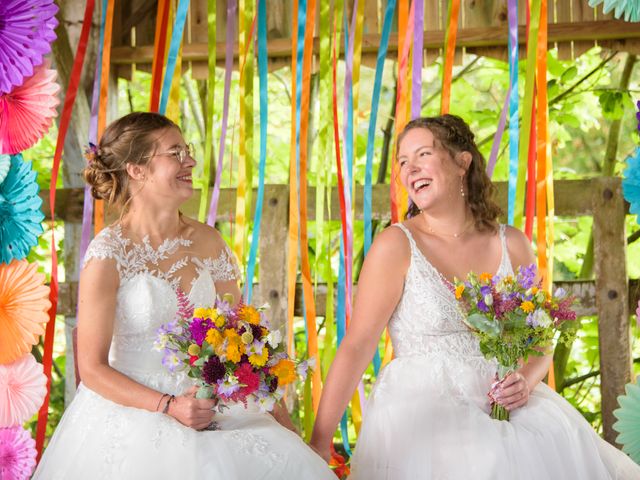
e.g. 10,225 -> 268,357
457,151 -> 472,174
126,163 -> 146,182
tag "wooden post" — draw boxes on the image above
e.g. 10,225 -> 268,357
257,185 -> 289,333
593,176 -> 631,445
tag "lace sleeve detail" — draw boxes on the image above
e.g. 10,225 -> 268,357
200,244 -> 241,282
81,226 -> 124,273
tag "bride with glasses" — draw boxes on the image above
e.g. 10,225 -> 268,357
34,112 -> 333,479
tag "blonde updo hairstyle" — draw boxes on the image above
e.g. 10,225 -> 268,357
398,114 -> 502,233
83,112 -> 179,211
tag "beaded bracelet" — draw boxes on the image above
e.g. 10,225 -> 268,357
155,393 -> 169,412
162,395 -> 176,414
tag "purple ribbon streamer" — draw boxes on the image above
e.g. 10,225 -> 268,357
411,0 -> 424,119
486,86 -> 511,178
207,0 -> 237,226
78,0 -> 108,268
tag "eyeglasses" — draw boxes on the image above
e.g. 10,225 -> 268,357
144,143 -> 195,165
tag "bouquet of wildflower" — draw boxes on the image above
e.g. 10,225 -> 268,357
155,291 -> 312,415
453,264 -> 577,421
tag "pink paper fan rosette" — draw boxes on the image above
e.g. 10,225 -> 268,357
0,354 -> 47,427
0,426 -> 37,480
0,0 -> 58,94
0,63 -> 60,155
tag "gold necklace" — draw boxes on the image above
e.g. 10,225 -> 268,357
423,217 -> 473,238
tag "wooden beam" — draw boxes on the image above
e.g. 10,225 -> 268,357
110,20 -> 640,65
593,177 -> 631,446
41,179 -> 609,222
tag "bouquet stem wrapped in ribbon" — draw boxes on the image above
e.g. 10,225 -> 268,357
453,264 -> 577,421
155,292 -> 312,417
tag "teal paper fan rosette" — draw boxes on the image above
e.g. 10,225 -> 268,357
0,154 -> 44,264
613,383 -> 640,463
623,147 -> 640,222
588,0 -> 640,21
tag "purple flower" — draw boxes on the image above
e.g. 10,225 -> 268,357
161,349 -> 185,373
217,376 -> 240,397
215,297 -> 235,318
478,299 -> 490,313
189,318 -> 214,346
554,287 -> 567,299
517,264 -> 537,289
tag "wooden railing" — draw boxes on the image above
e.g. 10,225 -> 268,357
48,177 -> 636,443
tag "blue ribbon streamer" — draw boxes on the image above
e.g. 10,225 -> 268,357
159,0 -> 191,115
507,0 -> 519,225
244,0 -> 268,303
363,0 -> 396,375
336,235 -> 351,455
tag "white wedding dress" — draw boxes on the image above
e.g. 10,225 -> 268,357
350,223 -> 640,479
33,224 -> 334,480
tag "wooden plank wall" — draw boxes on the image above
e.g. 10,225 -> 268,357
111,0 -> 640,79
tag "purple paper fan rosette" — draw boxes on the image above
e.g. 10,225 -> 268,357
0,0 -> 59,94
0,426 -> 37,479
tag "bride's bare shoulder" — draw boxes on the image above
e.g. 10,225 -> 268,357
367,223 -> 412,265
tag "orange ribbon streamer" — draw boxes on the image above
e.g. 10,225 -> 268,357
441,0 -> 460,114
298,0 -> 321,413
390,0 -> 413,224
93,0 -> 115,236
149,0 -> 170,112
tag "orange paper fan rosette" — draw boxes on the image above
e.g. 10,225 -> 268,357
0,260 -> 51,364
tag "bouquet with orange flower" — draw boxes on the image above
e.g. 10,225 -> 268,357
155,292 -> 311,414
453,264 -> 577,421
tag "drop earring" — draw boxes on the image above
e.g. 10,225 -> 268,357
460,176 -> 465,198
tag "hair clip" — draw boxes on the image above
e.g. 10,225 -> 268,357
84,143 -> 99,163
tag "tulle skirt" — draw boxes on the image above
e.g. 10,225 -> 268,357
350,355 -> 640,480
33,384 -> 334,480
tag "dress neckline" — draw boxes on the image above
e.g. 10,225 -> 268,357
395,223 -> 510,288
111,223 -> 193,250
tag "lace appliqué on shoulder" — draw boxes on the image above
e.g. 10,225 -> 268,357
82,226 -> 126,273
196,244 -> 241,282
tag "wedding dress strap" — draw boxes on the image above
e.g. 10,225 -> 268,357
392,223 -> 418,254
497,224 -> 514,276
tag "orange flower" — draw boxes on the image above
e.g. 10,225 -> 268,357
270,359 -> 296,386
455,284 -> 465,300
206,329 -> 223,348
224,329 -> 245,363
239,305 -> 261,325
479,272 -> 493,283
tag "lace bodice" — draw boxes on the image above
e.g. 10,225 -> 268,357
82,224 -> 241,395
389,223 -> 513,365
